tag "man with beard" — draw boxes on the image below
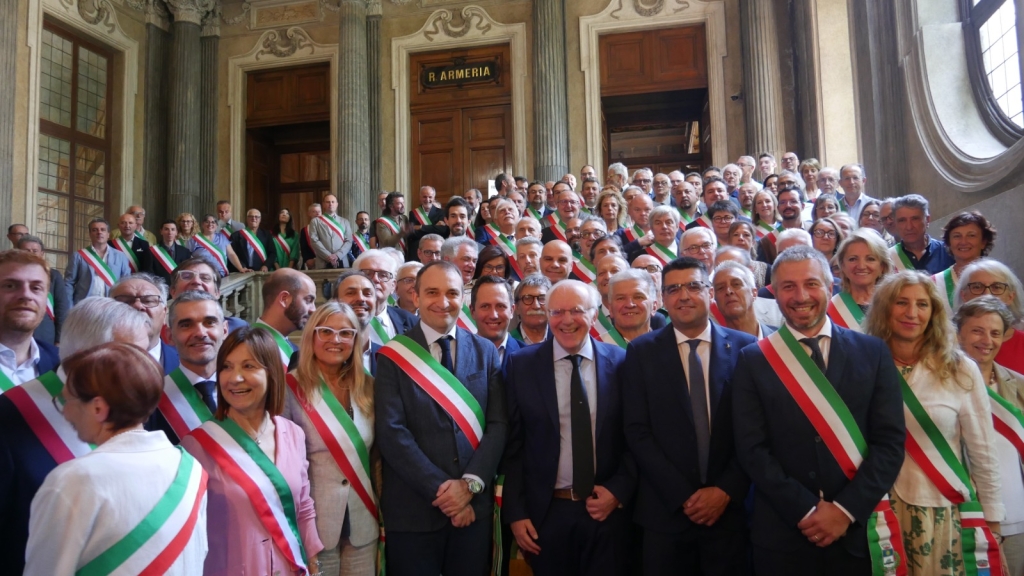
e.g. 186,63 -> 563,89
350,210 -> 372,263
0,250 -> 60,386
254,268 -> 317,370
670,171 -> 701,227
375,191 -> 412,250
17,236 -> 69,346
335,270 -> 385,375
353,249 -> 418,344
757,186 -> 806,265
516,237 -> 543,277
526,181 -> 551,221
580,178 -> 602,212
110,272 -> 178,375
736,183 -> 757,219
405,197 -> 473,262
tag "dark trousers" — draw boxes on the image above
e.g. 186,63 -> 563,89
387,520 -> 491,576
526,498 -> 630,576
643,524 -> 750,576
753,543 -> 872,576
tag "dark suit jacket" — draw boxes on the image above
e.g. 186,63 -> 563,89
387,305 -> 418,337
411,206 -> 444,226
34,270 -> 70,345
732,326 -> 905,557
109,235 -> 152,273
367,342 -> 382,377
374,324 -> 507,532
623,323 -> 754,533
502,337 -> 635,528
37,340 -> 59,375
500,335 -> 522,377
540,226 -> 563,245
150,243 -> 192,284
404,224 -> 454,262
624,230 -> 683,264
229,228 -> 277,271
299,227 -> 316,269
144,343 -> 190,444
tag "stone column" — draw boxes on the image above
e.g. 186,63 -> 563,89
165,0 -> 212,217
532,0 -> 569,183
790,0 -> 821,160
199,17 -> 220,213
366,0 -> 382,196
0,0 -> 17,232
142,20 -> 170,227
337,0 -> 370,220
740,0 -> 786,159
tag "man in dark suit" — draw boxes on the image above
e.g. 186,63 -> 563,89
404,197 -> 473,263
540,184 -> 581,244
375,260 -> 507,576
168,257 -> 248,334
229,209 -> 277,272
503,279 -> 635,575
148,220 -> 192,284
732,246 -> 905,575
353,249 -> 417,344
299,203 -> 321,270
622,257 -> 755,575
410,186 -> 445,228
109,212 -> 153,274
0,250 -> 60,386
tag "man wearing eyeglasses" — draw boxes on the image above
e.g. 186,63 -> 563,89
703,201 -> 742,247
503,279 -> 635,575
622,257 -> 756,575
353,249 -> 417,344
228,209 -> 277,273
512,274 -> 552,345
632,167 -> 654,195
253,268 -> 317,370
168,257 -> 249,334
541,185 -> 582,244
418,234 -> 444,264
110,273 -> 178,375
680,228 -> 718,273
478,198 -> 519,248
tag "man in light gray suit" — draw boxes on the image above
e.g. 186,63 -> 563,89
65,218 -> 131,304
307,193 -> 354,269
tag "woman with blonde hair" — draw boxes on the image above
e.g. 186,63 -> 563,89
751,189 -> 780,241
596,188 -> 626,233
827,229 -> 892,332
284,301 -> 377,575
176,212 -> 198,247
864,272 -> 1006,575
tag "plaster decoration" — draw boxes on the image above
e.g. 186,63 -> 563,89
166,0 -> 216,24
202,3 -> 221,35
26,0 -> 141,222
220,0 -> 250,25
389,0 -> 413,5
252,0 -> 322,30
391,5 -> 527,194
320,0 -> 339,12
77,0 -> 118,33
367,0 -> 380,16
579,0 -> 727,176
228,28 -> 338,210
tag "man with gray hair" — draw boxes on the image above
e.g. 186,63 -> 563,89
607,268 -> 658,343
711,261 -> 777,339
110,272 -> 177,375
816,167 -> 841,197
838,163 -> 873,223
632,167 -> 654,195
0,297 -> 149,574
307,194 -> 354,269
516,236 -> 543,277
757,228 -> 813,299
607,162 -> 629,190
418,233 -> 445,264
354,248 -> 418,342
442,235 -> 480,288
512,274 -> 552,344
626,205 -> 681,264
890,193 -> 953,274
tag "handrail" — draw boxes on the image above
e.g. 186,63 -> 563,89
214,268 -> 348,324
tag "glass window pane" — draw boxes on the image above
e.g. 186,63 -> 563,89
73,201 -> 105,254
35,191 -> 69,254
74,145 -> 105,201
38,29 -> 73,127
978,1 -> 1023,127
76,47 -> 108,138
37,134 -> 70,192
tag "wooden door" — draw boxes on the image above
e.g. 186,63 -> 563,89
246,130 -> 273,221
411,110 -> 462,203
463,105 -> 512,197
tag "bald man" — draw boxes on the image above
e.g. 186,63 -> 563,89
255,268 -> 317,370
111,205 -> 158,245
308,194 -> 355,269
540,240 -> 573,285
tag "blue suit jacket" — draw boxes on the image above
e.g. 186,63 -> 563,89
37,340 -> 59,375
502,337 -> 636,528
500,335 -> 522,377
374,324 -> 507,532
732,326 -> 906,556
387,305 -> 418,337
367,342 -> 382,377
623,323 -> 755,533
65,247 -> 131,304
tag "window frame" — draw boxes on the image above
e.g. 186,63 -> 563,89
961,0 -> 1024,144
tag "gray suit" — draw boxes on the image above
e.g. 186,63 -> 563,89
307,214 -> 354,269
64,247 -> 131,304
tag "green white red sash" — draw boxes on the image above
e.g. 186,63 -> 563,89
412,206 -> 432,226
678,209 -> 695,228
379,335 -> 485,448
151,244 -> 178,275
572,253 -> 597,284
158,368 -> 214,441
376,216 -> 406,250
255,321 -> 293,368
760,326 -> 906,576
899,371 -> 1002,576
623,223 -> 645,243
46,292 -> 54,320
80,247 -> 116,288
988,384 -> 1024,457
274,234 -> 292,260
645,242 -> 676,266
457,303 -> 478,334
368,316 -> 390,346
827,292 -> 865,333
589,308 -> 628,349
889,244 -> 914,273
353,232 -> 370,254
112,237 -> 140,272
240,229 -> 267,263
694,214 -> 713,229
190,418 -> 308,572
320,214 -> 347,243
4,371 -> 92,464
527,206 -> 544,221
191,235 -> 228,275
220,222 -> 234,240
932,267 -> 957,310
756,221 -> 780,243
76,449 -> 207,576
483,224 -> 523,281
544,213 -> 568,242
287,375 -> 377,517
709,301 -> 726,325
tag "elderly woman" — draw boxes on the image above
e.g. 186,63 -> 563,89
865,273 -> 1006,576
183,327 -> 323,575
955,296 -> 1024,576
191,214 -> 246,277
827,229 -> 892,332
810,217 -> 844,260
596,188 -> 626,233
284,302 -> 378,576
957,259 -> 1024,375
26,342 -> 208,574
812,193 -> 841,222
799,158 -> 822,201
935,212 -> 998,311
727,221 -> 769,289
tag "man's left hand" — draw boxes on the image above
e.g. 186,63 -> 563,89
797,500 -> 851,547
432,479 -> 472,517
684,487 -> 730,526
585,486 -> 620,522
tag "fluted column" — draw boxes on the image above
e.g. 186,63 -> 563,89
0,0 -> 17,232
143,18 -> 169,227
166,0 -> 212,217
740,0 -> 786,159
532,0 -> 569,182
790,0 -> 821,160
366,0 -> 382,196
337,0 -> 370,220
199,18 -> 220,212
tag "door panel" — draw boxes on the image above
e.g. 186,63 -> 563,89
412,110 -> 462,202
463,105 -> 511,198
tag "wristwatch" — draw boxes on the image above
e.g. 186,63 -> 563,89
464,477 -> 484,495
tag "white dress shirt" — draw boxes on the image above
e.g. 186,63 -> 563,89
497,333 -> 510,364
0,339 -> 41,387
553,337 -> 598,489
675,323 -> 712,423
148,341 -> 162,364
787,318 -> 833,369
376,308 -> 396,339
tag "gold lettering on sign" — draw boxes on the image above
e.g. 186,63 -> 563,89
422,61 -> 498,88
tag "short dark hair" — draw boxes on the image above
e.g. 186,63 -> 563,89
385,191 -> 405,210
215,326 -> 287,420
707,200 -> 740,218
589,234 -> 623,262
356,211 -> 370,219
474,245 -> 510,281
7,224 -> 26,233
470,274 -> 513,308
662,256 -> 709,286
64,342 -> 163,430
703,176 -> 727,190
216,200 -> 230,207
942,211 -> 996,258
445,196 -> 472,218
161,219 -> 177,229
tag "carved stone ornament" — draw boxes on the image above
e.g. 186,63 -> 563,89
165,0 -> 217,25
422,6 -> 492,41
609,0 -> 690,19
255,26 -> 315,60
76,0 -> 118,32
221,1 -> 251,25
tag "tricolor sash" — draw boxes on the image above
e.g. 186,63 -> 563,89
150,244 -> 178,275
760,326 -> 906,576
5,371 -> 92,464
320,214 -> 347,243
678,209 -> 696,229
527,206 -> 545,221
412,206 -> 432,226
623,224 -> 645,244
457,303 -> 478,334
694,214 -> 713,229
756,221 -> 781,243
46,292 -> 54,320
286,375 -> 377,517
76,449 -> 208,576
353,232 -> 370,254
589,308 -> 628,349
645,242 -> 676,266
709,301 -> 726,326
376,216 -> 405,250
0,368 -> 13,393
932,267 -> 958,311
191,235 -> 228,275
988,384 -> 1024,457
899,371 -> 1002,576
827,292 -> 865,333
219,222 -> 234,241
571,253 -> 597,284
240,229 -> 267,263
544,213 -> 568,242
190,419 -> 308,572
483,225 -> 524,281
368,316 -> 391,346
379,335 -> 485,448
157,368 -> 214,441
274,234 -> 292,260
112,237 -> 140,272
255,322 -> 293,368
80,247 -> 116,288
889,244 -> 914,273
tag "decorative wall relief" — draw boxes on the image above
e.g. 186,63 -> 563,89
422,6 -> 493,41
254,26 -> 315,60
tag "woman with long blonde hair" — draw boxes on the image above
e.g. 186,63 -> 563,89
176,212 -> 197,246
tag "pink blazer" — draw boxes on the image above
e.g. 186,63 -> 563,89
182,416 -> 324,575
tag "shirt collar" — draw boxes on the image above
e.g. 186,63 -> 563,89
177,363 -> 214,385
553,335 -> 595,362
785,317 -> 833,340
674,321 -> 712,346
0,338 -> 40,368
421,320 -> 458,346
498,332 -> 509,351
148,342 -> 162,363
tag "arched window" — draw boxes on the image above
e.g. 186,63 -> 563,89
962,0 -> 1024,143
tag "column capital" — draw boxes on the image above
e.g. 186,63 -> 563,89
367,0 -> 381,17
201,4 -> 221,36
166,0 -> 216,25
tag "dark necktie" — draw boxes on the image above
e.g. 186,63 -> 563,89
800,336 -> 827,374
687,340 -> 710,484
569,354 -> 595,498
437,335 -> 454,374
194,380 -> 218,413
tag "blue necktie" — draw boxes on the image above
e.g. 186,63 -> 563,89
194,380 -> 218,413
437,335 -> 454,374
687,340 -> 710,484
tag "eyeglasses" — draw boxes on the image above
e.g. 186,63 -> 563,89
557,200 -> 580,207
634,179 -> 653,185
51,391 -> 66,413
517,293 -> 546,306
397,277 -> 416,285
663,282 -> 710,296
712,216 -> 736,224
482,263 -> 506,274
420,249 -> 441,259
548,307 -> 594,319
965,282 -> 1009,296
812,229 -> 837,240
113,294 -> 164,308
861,212 -> 881,221
360,269 -> 394,282
177,270 -> 216,283
638,264 -> 662,273
683,242 -> 715,255
653,180 -> 669,187
314,327 -> 358,342
580,230 -> 606,240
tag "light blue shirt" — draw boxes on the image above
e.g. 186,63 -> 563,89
553,337 -> 597,489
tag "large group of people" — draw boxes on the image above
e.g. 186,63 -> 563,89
2,154 -> 1024,576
